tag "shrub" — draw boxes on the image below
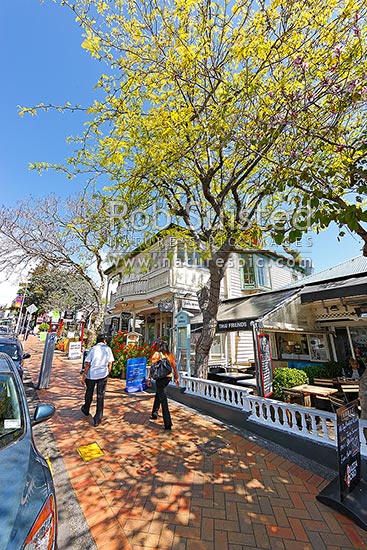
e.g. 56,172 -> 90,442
273,367 -> 309,400
302,361 -> 346,383
110,331 -> 153,378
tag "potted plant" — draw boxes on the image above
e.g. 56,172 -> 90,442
38,323 -> 50,342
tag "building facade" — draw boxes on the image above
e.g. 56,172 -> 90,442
104,233 -> 308,366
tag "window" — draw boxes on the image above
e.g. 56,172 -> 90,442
176,248 -> 186,266
210,335 -> 222,356
240,254 -> 271,289
276,332 -> 309,358
0,374 -> 24,448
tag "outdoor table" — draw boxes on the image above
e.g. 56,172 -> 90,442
290,384 -> 338,408
215,372 -> 254,384
235,378 -> 257,388
290,384 -> 339,397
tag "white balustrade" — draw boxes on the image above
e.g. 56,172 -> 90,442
179,374 -> 367,458
112,270 -> 171,304
181,374 -> 252,409
243,394 -> 337,446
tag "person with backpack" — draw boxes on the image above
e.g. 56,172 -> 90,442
146,339 -> 179,430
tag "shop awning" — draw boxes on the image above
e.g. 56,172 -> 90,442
191,288 -> 300,332
300,276 -> 367,303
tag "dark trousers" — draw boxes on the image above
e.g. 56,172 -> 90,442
152,377 -> 172,428
84,376 -> 108,423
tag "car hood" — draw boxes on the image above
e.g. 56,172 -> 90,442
0,435 -> 52,549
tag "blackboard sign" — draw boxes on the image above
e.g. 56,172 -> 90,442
125,357 -> 147,393
257,333 -> 273,397
336,401 -> 361,501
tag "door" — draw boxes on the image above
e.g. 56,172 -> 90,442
334,328 -> 352,361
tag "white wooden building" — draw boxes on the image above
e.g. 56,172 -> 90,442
104,231 -> 308,365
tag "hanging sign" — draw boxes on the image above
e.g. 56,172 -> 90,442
51,309 -> 60,322
63,310 -> 75,321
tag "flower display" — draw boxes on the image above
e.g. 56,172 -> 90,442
109,331 -> 153,378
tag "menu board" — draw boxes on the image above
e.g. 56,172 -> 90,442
257,333 -> 273,397
336,401 -> 361,501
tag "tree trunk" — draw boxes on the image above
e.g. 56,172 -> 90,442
192,245 -> 231,379
85,291 -> 105,348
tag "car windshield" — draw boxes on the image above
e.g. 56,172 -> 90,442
0,373 -> 24,449
0,343 -> 19,361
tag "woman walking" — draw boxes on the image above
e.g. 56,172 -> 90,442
147,339 -> 179,430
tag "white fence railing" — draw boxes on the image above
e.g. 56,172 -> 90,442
179,374 -> 367,459
181,375 -> 252,409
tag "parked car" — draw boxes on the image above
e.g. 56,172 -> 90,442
0,352 -> 57,549
0,335 -> 31,379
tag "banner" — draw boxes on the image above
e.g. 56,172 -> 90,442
14,296 -> 24,308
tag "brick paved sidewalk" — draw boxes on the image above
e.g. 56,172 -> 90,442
24,336 -> 367,550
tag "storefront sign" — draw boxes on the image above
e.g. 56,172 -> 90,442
63,310 -> 74,321
216,318 -> 256,332
126,331 -> 141,346
125,357 -> 147,393
158,300 -> 173,312
182,298 -> 200,311
336,401 -> 361,501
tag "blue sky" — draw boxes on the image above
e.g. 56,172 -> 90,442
0,0 -> 365,304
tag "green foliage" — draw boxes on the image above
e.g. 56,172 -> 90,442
272,368 -> 308,400
302,361 -> 346,383
38,323 -> 50,332
109,331 -> 153,378
20,263 -> 96,314
21,0 -> 367,369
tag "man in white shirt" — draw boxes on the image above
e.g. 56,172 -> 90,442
81,334 -> 114,427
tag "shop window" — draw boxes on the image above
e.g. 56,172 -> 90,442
276,332 -> 309,359
308,335 -> 328,361
349,327 -> 367,357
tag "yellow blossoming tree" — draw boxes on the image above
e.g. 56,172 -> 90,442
28,0 -> 367,376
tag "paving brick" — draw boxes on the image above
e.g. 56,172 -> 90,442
214,529 -> 228,549
24,335 -> 367,550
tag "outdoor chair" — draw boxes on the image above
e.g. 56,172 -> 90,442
281,388 -> 313,430
282,388 -> 306,406
339,383 -> 360,403
313,378 -> 334,387
329,395 -> 348,413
